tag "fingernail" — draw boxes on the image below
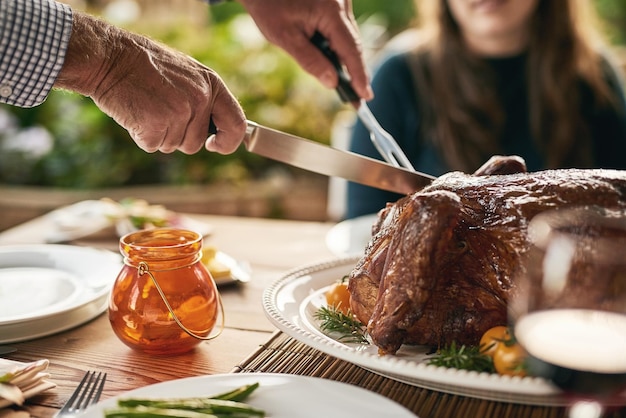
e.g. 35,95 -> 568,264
205,134 -> 217,151
320,71 -> 336,89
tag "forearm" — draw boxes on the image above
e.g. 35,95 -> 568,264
0,0 -> 72,107
52,5 -> 247,155
55,10 -> 122,97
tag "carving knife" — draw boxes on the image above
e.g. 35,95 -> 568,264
243,121 -> 435,195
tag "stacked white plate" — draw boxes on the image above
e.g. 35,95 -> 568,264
0,245 -> 122,344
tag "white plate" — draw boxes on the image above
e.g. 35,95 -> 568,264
263,257 -> 571,406
0,245 -> 122,343
114,215 -> 214,238
325,214 -> 377,256
45,200 -> 118,243
44,200 -> 213,243
210,251 -> 251,286
77,373 -> 415,418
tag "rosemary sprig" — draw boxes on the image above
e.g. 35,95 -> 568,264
427,342 -> 495,373
314,305 -> 369,344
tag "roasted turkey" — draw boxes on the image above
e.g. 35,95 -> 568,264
348,156 -> 626,355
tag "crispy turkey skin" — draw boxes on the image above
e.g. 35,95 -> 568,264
348,156 -> 626,354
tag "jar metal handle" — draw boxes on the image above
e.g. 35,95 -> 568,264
138,261 -> 225,341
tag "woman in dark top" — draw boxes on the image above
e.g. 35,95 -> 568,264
346,0 -> 626,219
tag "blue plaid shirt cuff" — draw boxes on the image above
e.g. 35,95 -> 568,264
0,0 -> 73,108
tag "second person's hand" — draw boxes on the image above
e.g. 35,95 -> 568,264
239,0 -> 374,101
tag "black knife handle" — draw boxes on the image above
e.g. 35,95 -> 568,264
208,118 -> 217,135
310,31 -> 360,103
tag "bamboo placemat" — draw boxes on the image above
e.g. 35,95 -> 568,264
232,331 -> 626,418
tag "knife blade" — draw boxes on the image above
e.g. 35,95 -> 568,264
243,121 -> 435,195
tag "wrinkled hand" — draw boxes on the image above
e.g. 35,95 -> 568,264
240,0 -> 373,101
56,11 -> 246,155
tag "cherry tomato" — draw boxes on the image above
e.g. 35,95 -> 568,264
493,342 -> 527,377
479,325 -> 509,357
325,278 -> 351,315
479,325 -> 527,377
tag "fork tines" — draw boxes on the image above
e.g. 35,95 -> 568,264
56,370 -> 107,417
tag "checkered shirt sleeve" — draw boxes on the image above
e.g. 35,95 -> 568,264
0,0 -> 72,108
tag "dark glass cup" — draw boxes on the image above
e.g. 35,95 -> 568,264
510,206 -> 626,415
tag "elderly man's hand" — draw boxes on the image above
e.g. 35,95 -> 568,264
56,11 -> 246,155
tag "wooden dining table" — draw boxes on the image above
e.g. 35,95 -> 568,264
1,209 -> 625,418
0,211 -> 338,417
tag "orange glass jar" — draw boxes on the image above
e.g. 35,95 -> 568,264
109,228 -> 221,355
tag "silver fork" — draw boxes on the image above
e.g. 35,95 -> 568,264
55,371 -> 107,417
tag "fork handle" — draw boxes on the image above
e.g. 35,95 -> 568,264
310,31 -> 360,103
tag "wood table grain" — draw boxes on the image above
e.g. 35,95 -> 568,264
6,209 -> 619,418
0,212 -> 338,417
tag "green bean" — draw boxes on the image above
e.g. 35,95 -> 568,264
105,406 -> 218,418
116,398 -> 264,416
105,383 -> 265,418
210,383 -> 260,402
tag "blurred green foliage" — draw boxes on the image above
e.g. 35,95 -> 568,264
595,0 -> 626,44
0,0 -> 624,189
0,6 -> 341,188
